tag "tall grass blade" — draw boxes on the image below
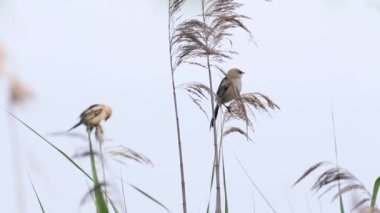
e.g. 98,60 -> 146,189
206,158 -> 216,213
87,132 -> 109,213
127,183 -> 171,213
370,177 -> 380,210
330,104 -> 344,213
1,107 -> 92,180
222,150 -> 228,213
120,168 -> 128,213
235,156 -> 277,212
109,198 -> 120,213
27,174 -> 45,213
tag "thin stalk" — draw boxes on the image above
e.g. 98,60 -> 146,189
27,173 -> 45,213
370,177 -> 380,212
168,1 -> 187,212
236,157 -> 276,212
120,168 -> 128,213
7,105 -> 26,213
99,142 -> 108,204
201,0 -> 221,212
330,104 -> 344,213
87,131 -> 109,213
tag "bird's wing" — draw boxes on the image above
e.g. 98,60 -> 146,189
84,108 -> 103,121
216,77 -> 230,97
79,104 -> 101,119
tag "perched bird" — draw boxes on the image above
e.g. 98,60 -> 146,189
210,68 -> 244,127
68,104 -> 112,132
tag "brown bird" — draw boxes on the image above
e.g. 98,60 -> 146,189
68,104 -> 112,132
210,68 -> 244,127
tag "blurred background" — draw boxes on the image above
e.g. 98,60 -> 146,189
1,0 -> 380,212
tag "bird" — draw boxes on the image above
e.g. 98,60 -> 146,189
68,104 -> 112,133
210,68 -> 244,127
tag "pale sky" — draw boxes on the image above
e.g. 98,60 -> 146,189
1,0 -> 380,212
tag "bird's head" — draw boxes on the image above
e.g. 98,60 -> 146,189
227,68 -> 245,79
104,105 -> 112,121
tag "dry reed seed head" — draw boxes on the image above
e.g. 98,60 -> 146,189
172,0 -> 252,68
294,162 -> 376,211
223,92 -> 280,130
222,126 -> 253,142
106,146 -> 153,166
9,77 -> 33,105
180,82 -> 214,119
169,0 -> 186,16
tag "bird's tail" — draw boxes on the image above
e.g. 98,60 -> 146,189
67,121 -> 81,132
210,105 -> 220,128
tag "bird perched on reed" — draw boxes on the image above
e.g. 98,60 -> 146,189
68,104 -> 112,133
210,68 -> 244,127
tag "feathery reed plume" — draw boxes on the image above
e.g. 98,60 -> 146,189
178,82 -> 213,119
293,162 -> 380,212
223,92 -> 280,132
106,145 -> 153,166
173,0 -> 252,70
168,0 -> 188,212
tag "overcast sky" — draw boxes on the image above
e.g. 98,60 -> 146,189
1,0 -> 380,212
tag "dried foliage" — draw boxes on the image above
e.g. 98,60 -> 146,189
169,0 -> 186,18
222,126 -> 253,142
178,82 -> 213,119
294,161 -> 379,212
172,0 -> 252,70
224,92 -> 280,132
106,146 -> 153,166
